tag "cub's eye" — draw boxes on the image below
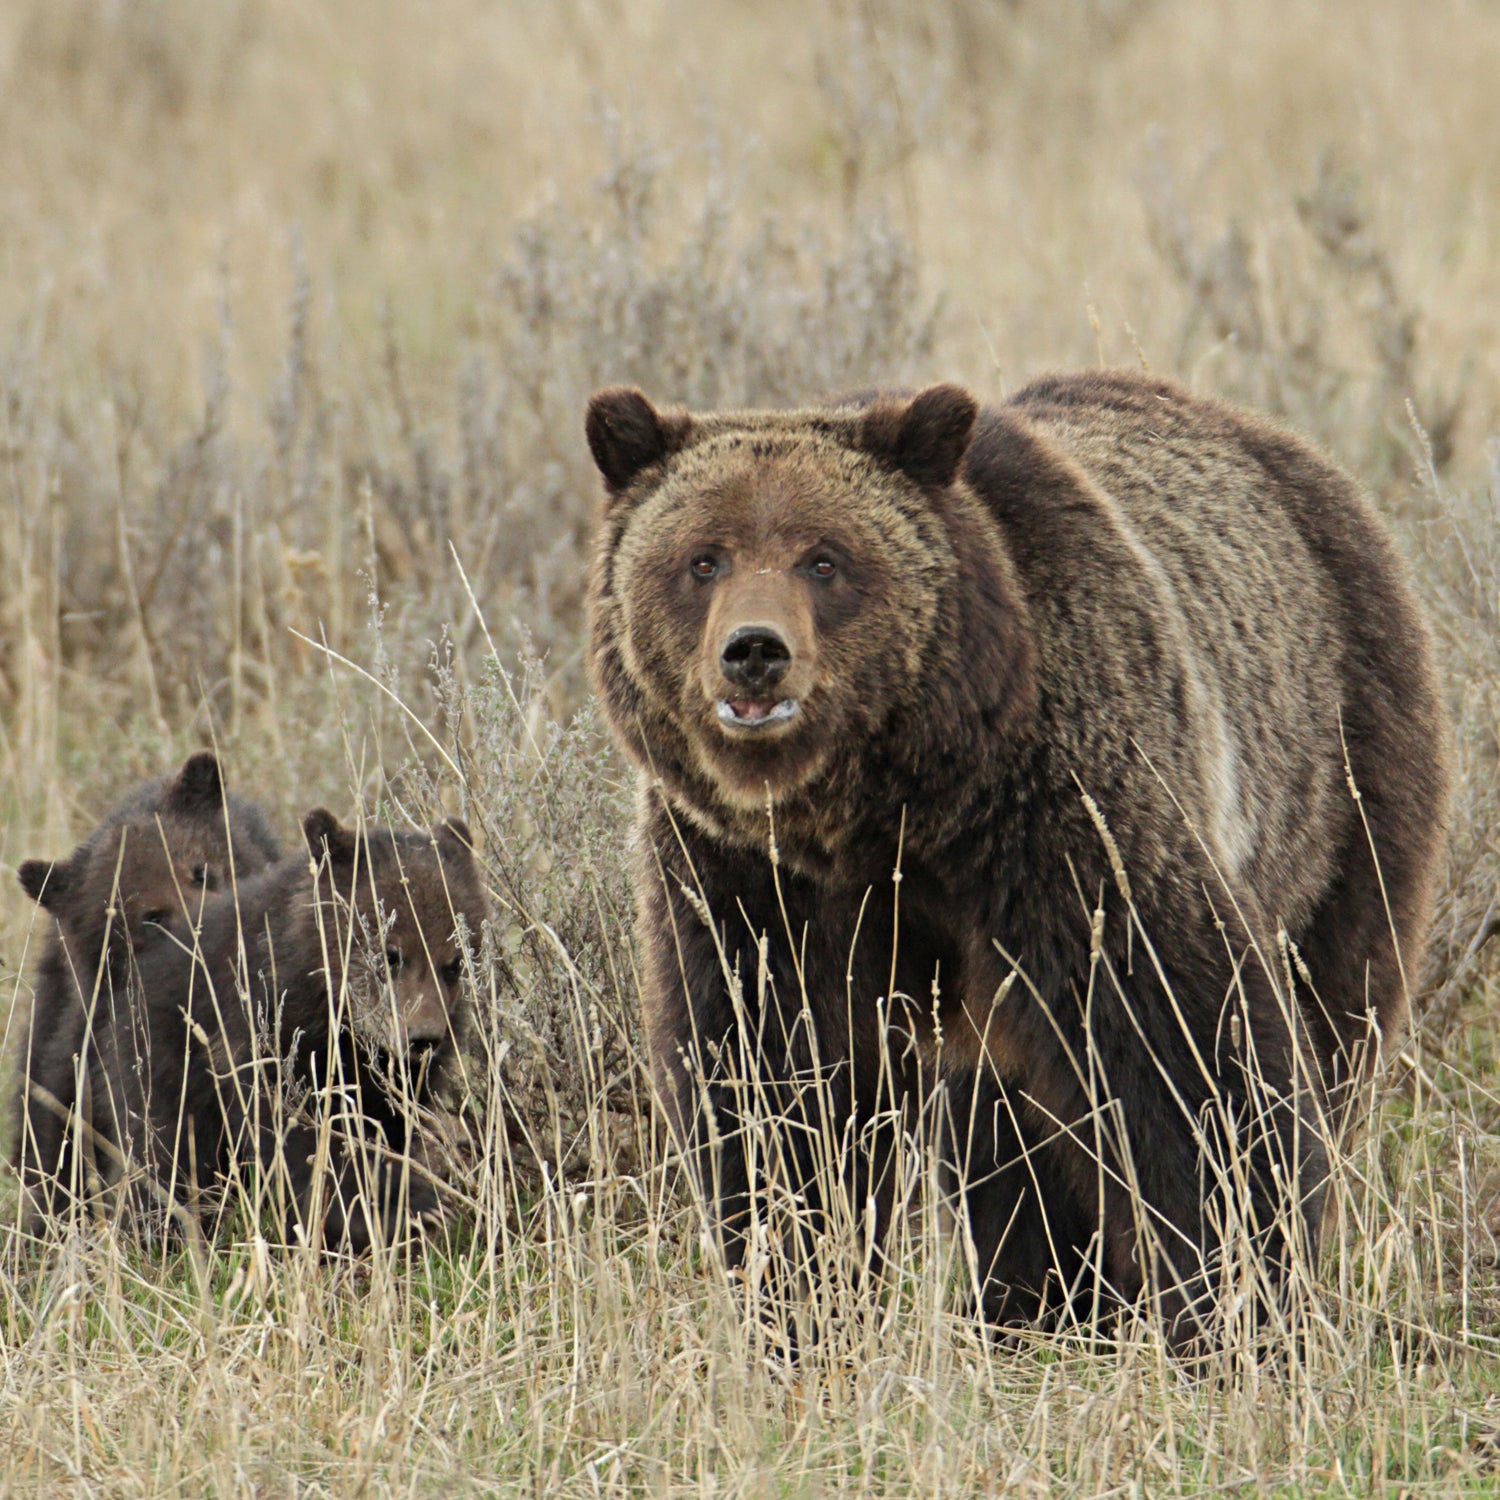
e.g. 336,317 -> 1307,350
385,948 -> 405,974
810,556 -> 837,579
690,555 -> 719,580
441,956 -> 465,984
141,909 -> 168,928
191,864 -> 219,892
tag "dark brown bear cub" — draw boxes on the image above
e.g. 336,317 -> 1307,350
13,751 -> 282,1231
585,370 -> 1450,1344
104,810 -> 487,1250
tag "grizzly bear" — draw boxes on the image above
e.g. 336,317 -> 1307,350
13,751 -> 282,1230
94,809 -> 487,1250
585,369 -> 1450,1343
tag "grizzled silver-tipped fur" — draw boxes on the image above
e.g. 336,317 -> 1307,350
586,369 -> 1450,1348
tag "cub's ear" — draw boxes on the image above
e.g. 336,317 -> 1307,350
585,387 -> 689,493
859,383 -> 979,490
168,751 -> 226,814
434,818 -> 475,857
302,809 -> 357,865
18,858 -> 70,911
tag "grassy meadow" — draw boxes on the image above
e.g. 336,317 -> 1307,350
3,0 -> 1500,1493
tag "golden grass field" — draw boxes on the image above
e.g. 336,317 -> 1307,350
3,0 -> 1500,1493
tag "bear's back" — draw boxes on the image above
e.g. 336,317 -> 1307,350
976,371 -> 1373,929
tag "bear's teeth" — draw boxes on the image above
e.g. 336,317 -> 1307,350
717,699 -> 798,729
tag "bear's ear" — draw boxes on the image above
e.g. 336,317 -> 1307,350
167,751 -> 225,815
859,383 -> 979,490
303,809 -> 357,865
434,818 -> 474,857
18,858 -> 69,911
585,387 -> 689,494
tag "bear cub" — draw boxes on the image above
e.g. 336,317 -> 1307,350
13,751 -> 282,1230
103,809 -> 488,1250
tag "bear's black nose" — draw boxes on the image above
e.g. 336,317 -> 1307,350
721,626 -> 791,692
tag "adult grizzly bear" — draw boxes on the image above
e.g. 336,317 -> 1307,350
88,810 -> 488,1250
585,369 -> 1449,1342
14,751 -> 282,1230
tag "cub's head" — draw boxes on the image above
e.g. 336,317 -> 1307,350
585,384 -> 982,814
302,810 -> 488,1069
17,751 -> 280,959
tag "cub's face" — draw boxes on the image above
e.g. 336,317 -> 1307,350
586,386 -> 979,811
303,813 -> 488,1064
17,752 -> 279,960
76,821 -> 237,951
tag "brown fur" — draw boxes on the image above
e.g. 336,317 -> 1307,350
29,809 -> 487,1251
12,752 -> 282,1231
586,370 -> 1450,1342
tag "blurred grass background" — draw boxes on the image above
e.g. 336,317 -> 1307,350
3,1 -> 1500,1493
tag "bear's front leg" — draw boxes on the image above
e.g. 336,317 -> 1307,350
937,1060 -> 1104,1329
304,1140 -> 445,1254
221,1066 -> 445,1253
635,820 -> 903,1332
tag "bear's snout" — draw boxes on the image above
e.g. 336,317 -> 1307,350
395,981 -> 450,1045
720,625 -> 791,694
402,1008 -> 448,1045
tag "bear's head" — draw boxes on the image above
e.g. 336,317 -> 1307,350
586,384 -> 1029,838
301,810 -> 488,1067
17,751 -> 280,960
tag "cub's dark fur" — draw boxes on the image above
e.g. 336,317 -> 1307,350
585,369 -> 1450,1342
13,751 -> 281,1230
89,811 -> 488,1250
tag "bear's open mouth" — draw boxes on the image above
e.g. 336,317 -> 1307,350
716,698 -> 799,732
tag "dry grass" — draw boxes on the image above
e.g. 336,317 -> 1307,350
3,0 -> 1500,1493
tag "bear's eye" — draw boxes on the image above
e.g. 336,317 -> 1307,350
385,947 -> 405,974
191,864 -> 219,892
810,555 -> 837,579
141,908 -> 168,928
690,555 -> 719,581
441,955 -> 465,984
